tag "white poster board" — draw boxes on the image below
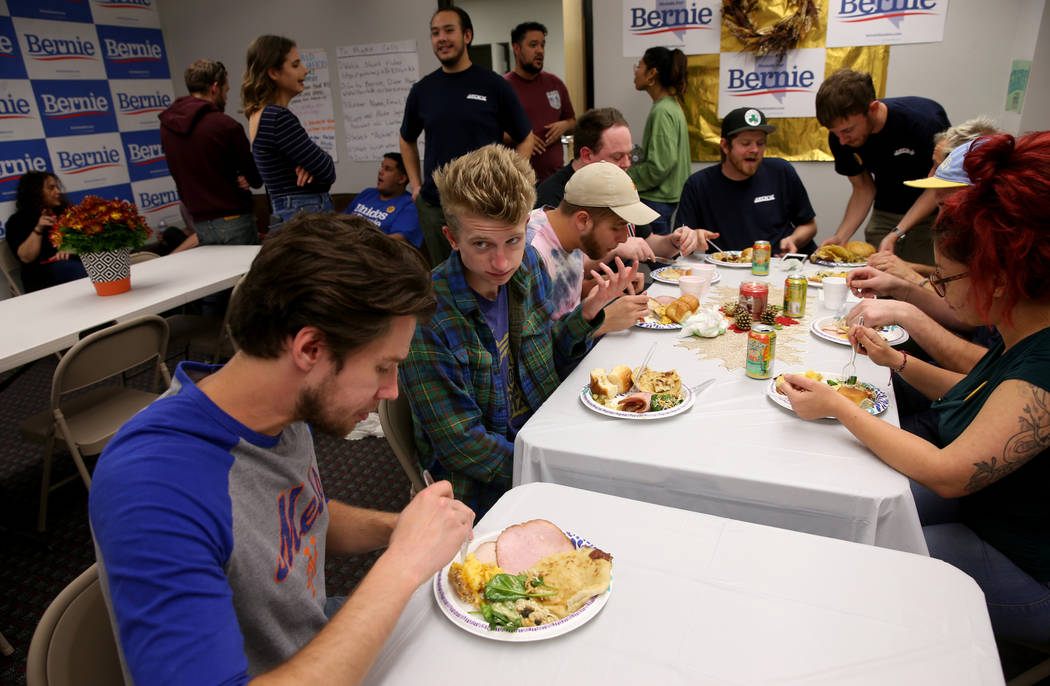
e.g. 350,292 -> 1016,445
337,40 -> 419,163
718,49 -> 825,119
826,0 -> 949,47
288,48 -> 338,163
622,0 -> 720,57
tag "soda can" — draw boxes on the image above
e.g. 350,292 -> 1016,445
751,240 -> 771,276
783,274 -> 808,317
745,324 -> 777,379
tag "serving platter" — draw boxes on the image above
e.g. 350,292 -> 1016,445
579,383 -> 695,419
766,372 -> 890,417
810,316 -> 909,346
651,265 -> 722,285
433,529 -> 612,642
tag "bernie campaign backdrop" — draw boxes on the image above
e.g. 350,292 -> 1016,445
0,0 -> 180,242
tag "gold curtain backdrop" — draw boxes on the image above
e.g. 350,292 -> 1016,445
682,0 -> 889,162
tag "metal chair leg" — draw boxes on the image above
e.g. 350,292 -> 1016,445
37,434 -> 55,533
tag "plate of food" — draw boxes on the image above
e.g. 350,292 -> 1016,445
810,316 -> 909,346
650,265 -> 721,285
767,370 -> 890,416
808,242 -> 874,268
581,364 -> 695,419
706,249 -> 754,268
635,293 -> 700,329
434,519 -> 613,642
806,270 -> 849,288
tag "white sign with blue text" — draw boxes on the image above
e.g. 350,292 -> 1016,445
826,0 -> 949,48
718,48 -> 825,118
622,0 -> 720,57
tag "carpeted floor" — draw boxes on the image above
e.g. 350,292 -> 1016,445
0,352 -> 411,685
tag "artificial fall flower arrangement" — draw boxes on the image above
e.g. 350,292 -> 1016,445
50,195 -> 151,254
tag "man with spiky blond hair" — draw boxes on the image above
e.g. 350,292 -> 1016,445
399,144 -> 635,516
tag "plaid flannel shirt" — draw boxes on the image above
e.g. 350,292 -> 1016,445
399,247 -> 602,514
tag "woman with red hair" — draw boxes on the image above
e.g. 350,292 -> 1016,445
782,130 -> 1050,642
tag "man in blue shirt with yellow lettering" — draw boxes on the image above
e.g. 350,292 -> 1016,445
345,152 -> 422,248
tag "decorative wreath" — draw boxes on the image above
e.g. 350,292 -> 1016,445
722,0 -> 821,58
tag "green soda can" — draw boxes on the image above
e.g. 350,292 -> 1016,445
783,274 -> 807,317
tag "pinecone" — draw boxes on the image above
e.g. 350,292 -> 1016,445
735,309 -> 752,330
723,301 -> 742,318
760,305 -> 780,326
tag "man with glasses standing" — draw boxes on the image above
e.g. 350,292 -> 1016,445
160,59 -> 263,248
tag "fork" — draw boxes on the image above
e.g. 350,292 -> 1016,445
842,314 -> 863,382
425,470 -> 473,562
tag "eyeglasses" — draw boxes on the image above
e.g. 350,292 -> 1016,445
920,270 -> 969,297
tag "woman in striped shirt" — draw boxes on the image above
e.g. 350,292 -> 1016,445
242,35 -> 336,230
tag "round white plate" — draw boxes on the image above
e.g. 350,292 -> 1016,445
650,265 -> 722,285
767,372 -> 890,416
432,529 -> 612,642
579,383 -> 695,419
634,316 -> 681,330
705,252 -> 754,268
810,316 -> 909,346
811,258 -> 867,269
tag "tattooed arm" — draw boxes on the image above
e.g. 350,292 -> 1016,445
829,380 -> 1050,498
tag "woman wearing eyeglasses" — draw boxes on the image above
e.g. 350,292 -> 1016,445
242,35 -> 335,230
782,130 -> 1050,643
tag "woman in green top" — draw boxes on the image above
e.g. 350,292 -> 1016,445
628,47 -> 691,236
781,131 -> 1050,643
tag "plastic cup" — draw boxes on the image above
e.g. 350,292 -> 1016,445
679,275 -> 707,299
822,276 -> 848,311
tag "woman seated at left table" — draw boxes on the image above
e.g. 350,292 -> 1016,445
4,172 -> 87,292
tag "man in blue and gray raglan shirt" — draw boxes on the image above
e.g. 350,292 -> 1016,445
89,214 -> 474,685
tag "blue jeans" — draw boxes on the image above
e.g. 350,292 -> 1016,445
269,192 -> 334,231
194,214 -> 259,245
641,199 -> 677,236
913,481 -> 1050,642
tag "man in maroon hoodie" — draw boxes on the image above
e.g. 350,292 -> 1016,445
160,59 -> 262,247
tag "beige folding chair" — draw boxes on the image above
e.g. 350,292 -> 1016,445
1,238 -> 24,297
165,274 -> 244,363
26,564 -> 123,686
378,383 -> 427,497
20,315 -> 171,531
128,250 -> 159,265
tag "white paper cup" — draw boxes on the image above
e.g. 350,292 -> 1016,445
679,275 -> 708,299
822,276 -> 848,311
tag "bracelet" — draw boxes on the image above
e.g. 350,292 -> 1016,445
33,228 -> 43,235
893,351 -> 909,373
891,227 -> 906,240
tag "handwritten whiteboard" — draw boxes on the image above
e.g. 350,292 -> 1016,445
288,48 -> 338,162
337,40 -> 420,162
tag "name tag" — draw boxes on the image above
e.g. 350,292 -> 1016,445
754,194 -> 775,204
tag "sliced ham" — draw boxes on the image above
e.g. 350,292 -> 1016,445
654,295 -> 676,305
495,519 -> 575,574
617,392 -> 652,413
473,540 -> 497,566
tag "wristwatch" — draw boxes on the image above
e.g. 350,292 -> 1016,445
891,227 -> 906,241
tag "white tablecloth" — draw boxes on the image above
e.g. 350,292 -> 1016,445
362,483 -> 1002,685
0,245 -> 259,373
515,257 -> 928,554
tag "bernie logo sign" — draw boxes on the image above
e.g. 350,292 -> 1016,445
0,33 -> 15,57
0,150 -> 48,185
138,188 -> 180,213
128,142 -> 165,165
628,1 -> 714,37
115,90 -> 171,116
24,34 -> 97,61
41,92 -> 110,119
96,0 -> 154,8
726,64 -> 816,102
835,0 -> 939,26
57,146 -> 122,175
0,93 -> 33,120
103,38 -> 163,62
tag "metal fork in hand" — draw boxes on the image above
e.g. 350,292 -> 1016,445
842,314 -> 863,382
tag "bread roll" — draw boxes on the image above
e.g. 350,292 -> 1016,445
589,368 -> 618,399
677,294 -> 700,311
665,294 -> 699,323
836,384 -> 870,405
607,365 -> 633,394
845,241 -> 876,258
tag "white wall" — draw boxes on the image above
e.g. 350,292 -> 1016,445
593,0 -> 1049,243
155,0 -> 567,198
